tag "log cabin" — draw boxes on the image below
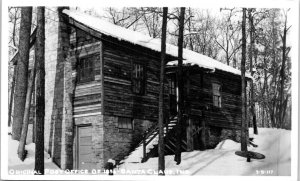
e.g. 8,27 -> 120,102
15,8 -> 252,171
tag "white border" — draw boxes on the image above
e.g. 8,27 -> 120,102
2,0 -> 299,8
1,0 -> 299,180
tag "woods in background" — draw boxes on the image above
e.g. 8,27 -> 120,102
7,6 -> 292,173
8,6 -> 45,174
86,7 -> 292,130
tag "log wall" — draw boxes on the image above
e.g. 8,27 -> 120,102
102,37 -> 169,120
70,41 -> 102,117
184,69 -> 242,130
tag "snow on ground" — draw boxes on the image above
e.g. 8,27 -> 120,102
8,128 -> 60,174
7,127 -> 290,176
118,127 -> 291,176
123,120 -> 177,163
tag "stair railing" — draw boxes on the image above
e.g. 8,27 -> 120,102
141,115 -> 177,162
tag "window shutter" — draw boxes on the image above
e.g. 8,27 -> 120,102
132,63 -> 146,95
212,82 -> 222,108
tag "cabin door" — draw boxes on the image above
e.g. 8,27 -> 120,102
169,74 -> 178,116
76,125 -> 96,171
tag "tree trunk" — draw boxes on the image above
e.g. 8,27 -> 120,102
281,94 -> 289,128
262,53 -> 269,128
233,57 -> 237,68
188,8 -> 194,51
158,7 -> 168,176
11,8 -> 18,47
8,8 -> 20,127
12,7 -> 32,141
175,7 -> 185,165
8,65 -> 18,127
279,12 -> 289,129
248,9 -> 258,134
262,103 -> 265,127
34,7 -> 45,175
17,59 -> 36,161
240,8 -> 248,152
226,52 -> 230,66
270,105 -> 276,127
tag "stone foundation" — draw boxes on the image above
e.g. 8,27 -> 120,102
72,114 -> 153,169
206,126 -> 242,149
101,116 -> 154,166
220,128 -> 242,142
103,116 -> 131,164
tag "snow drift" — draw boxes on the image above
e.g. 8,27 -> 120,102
7,127 -> 290,176
118,127 -> 291,176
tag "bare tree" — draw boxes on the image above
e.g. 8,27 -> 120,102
278,9 -> 291,128
34,6 -> 45,175
253,9 -> 291,129
241,8 -> 248,152
12,7 -> 32,141
8,62 -> 17,127
191,9 -> 219,59
174,7 -> 185,165
216,8 -> 242,66
158,7 -> 168,175
9,7 -> 21,47
248,9 -> 258,134
101,7 -> 145,30
186,8 -> 194,51
141,8 -> 162,38
17,56 -> 36,161
8,8 -> 21,127
244,8 -> 270,130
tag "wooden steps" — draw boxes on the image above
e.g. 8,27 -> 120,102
141,116 -> 188,162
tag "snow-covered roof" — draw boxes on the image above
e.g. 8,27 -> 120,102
63,9 -> 252,79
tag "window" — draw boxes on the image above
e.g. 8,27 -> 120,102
78,56 -> 94,83
118,117 -> 133,130
212,83 -> 221,108
132,63 -> 145,94
169,75 -> 176,95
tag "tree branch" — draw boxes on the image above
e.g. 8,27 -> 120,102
215,40 -> 227,52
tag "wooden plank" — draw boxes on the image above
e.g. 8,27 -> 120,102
100,39 -> 105,115
188,71 -> 243,129
78,126 -> 92,136
70,42 -> 101,58
74,104 -> 101,112
74,109 -> 101,116
77,125 -> 96,170
165,144 -> 175,153
102,42 -> 164,120
104,76 -> 131,86
74,112 -> 101,118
